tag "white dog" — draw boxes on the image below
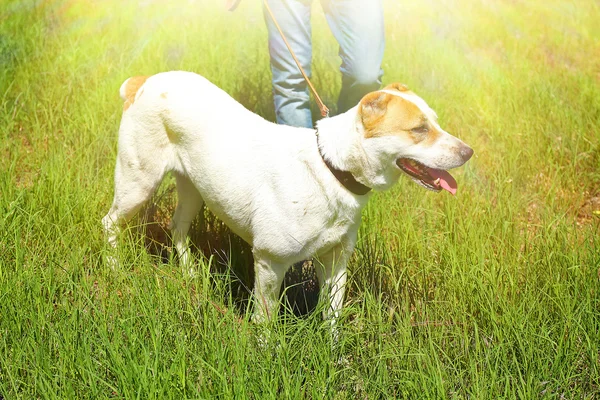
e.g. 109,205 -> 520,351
103,71 -> 473,325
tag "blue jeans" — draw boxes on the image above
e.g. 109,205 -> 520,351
264,0 -> 385,128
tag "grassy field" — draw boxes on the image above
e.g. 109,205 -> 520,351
1,0 -> 599,398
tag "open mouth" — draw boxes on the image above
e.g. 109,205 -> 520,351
396,158 -> 458,195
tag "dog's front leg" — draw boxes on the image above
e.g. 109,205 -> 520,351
315,246 -> 352,335
251,255 -> 287,324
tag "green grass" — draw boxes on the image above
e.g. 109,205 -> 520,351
1,0 -> 599,398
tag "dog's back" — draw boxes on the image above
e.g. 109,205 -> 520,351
106,71 -> 338,253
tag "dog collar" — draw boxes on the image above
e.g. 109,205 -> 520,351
315,130 -> 372,196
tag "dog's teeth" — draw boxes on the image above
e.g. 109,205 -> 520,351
433,178 -> 441,185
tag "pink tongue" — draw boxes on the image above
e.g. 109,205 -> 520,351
428,169 -> 458,195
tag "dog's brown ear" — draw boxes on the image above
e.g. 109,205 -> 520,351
384,82 -> 410,92
360,91 -> 393,137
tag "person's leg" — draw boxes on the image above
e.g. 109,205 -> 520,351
263,0 -> 314,128
321,0 -> 385,113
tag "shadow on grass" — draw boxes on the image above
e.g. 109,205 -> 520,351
136,184 -> 320,319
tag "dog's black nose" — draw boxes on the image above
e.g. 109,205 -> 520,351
460,145 -> 474,162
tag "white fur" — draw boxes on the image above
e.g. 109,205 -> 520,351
102,71 -> 471,327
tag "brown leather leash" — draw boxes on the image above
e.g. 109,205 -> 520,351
263,0 -> 371,196
262,0 -> 370,195
262,0 -> 330,118
229,1 -> 371,197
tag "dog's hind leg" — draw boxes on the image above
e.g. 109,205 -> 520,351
102,151 -> 166,268
169,173 -> 203,272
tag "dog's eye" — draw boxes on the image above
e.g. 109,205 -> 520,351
411,125 -> 429,134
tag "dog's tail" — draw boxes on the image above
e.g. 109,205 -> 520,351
120,76 -> 149,111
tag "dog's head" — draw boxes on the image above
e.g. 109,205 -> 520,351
355,83 -> 473,194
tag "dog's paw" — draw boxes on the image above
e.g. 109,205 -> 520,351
104,254 -> 119,270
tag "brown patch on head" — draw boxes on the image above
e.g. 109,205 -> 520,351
360,92 -> 394,137
360,91 -> 441,144
384,82 -> 411,92
123,76 -> 149,111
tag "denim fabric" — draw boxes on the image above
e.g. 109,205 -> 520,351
264,0 -> 385,128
